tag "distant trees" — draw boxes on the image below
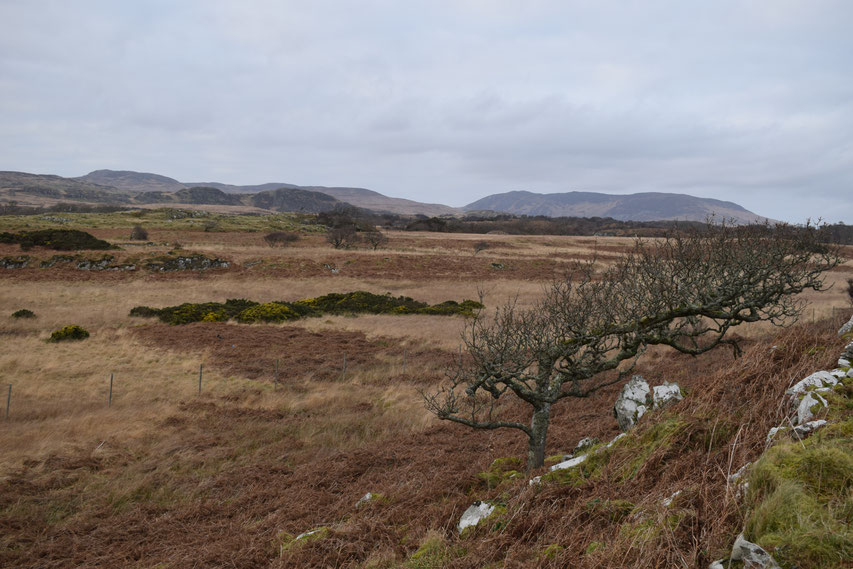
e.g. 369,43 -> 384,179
264,231 -> 300,247
424,222 -> 843,471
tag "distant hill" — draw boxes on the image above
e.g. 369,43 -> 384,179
302,186 -> 460,217
75,170 -> 186,193
248,188 -> 340,213
464,190 -> 766,224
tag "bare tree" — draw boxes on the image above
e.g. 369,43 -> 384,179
473,241 -> 490,256
326,225 -> 360,249
847,278 -> 853,306
363,231 -> 387,251
424,223 -> 842,471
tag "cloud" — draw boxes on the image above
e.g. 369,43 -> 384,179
0,0 -> 852,222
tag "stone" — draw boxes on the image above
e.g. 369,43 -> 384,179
662,490 -> 682,507
549,454 -> 588,472
355,492 -> 374,508
614,375 -> 652,431
708,560 -> 726,569
729,462 -> 751,484
786,371 -> 838,399
573,437 -> 599,454
458,501 -> 495,533
731,533 -> 780,568
792,419 -> 827,439
797,391 -> 828,425
839,358 -> 851,368
839,314 -> 853,337
831,369 -> 847,379
606,433 -> 627,448
652,381 -> 683,409
766,426 -> 787,444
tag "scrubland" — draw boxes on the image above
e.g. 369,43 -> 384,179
1,213 -> 851,568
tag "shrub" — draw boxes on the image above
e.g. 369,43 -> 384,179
473,241 -> 490,255
48,325 -> 90,342
129,306 -> 160,318
6,229 -> 114,251
264,231 -> 300,247
129,225 -> 149,240
236,302 -> 299,323
11,309 -> 36,319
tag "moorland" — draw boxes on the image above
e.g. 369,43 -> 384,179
1,208 -> 851,568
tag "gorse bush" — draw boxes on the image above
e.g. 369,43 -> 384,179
48,325 -> 90,342
11,309 -> 36,319
129,225 -> 148,240
130,292 -> 484,325
0,229 -> 114,251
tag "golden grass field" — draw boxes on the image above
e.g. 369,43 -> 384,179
1,217 -> 851,568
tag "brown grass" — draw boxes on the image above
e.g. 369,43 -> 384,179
0,224 -> 850,568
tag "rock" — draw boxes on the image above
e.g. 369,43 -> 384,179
766,426 -> 787,444
708,560 -> 726,569
606,433 -> 627,448
839,358 -> 851,368
729,462 -> 751,484
792,419 -> 827,439
458,501 -> 495,533
843,341 -> 853,360
786,371 -> 838,399
355,492 -> 374,508
549,454 -> 588,472
797,391 -> 828,425
662,490 -> 682,507
839,314 -> 853,337
573,437 -> 599,454
848,368 -> 853,378
831,368 -> 847,379
614,375 -> 652,431
0,256 -> 29,269
652,381 -> 683,409
731,533 -> 780,568
295,528 -> 323,541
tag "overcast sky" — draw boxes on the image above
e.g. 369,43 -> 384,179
1,1 -> 851,222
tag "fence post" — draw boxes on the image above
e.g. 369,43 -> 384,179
5,384 -> 10,420
108,373 -> 114,407
198,364 -> 203,395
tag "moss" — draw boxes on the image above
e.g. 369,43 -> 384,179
478,457 -> 524,489
584,498 -> 636,523
619,418 -> 686,480
542,543 -> 565,558
277,526 -> 330,553
584,541 -> 604,555
744,422 -> 853,568
48,325 -> 89,342
404,533 -> 460,569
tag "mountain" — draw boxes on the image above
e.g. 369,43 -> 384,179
248,188 -> 340,213
75,170 -> 186,193
0,171 -> 134,203
301,186 -> 459,217
464,190 -> 766,224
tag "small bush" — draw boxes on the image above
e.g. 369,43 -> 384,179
5,229 -> 114,251
129,225 -> 149,240
473,241 -> 490,255
129,306 -> 160,318
48,325 -> 90,342
264,232 -> 300,247
12,309 -> 36,319
236,302 -> 299,323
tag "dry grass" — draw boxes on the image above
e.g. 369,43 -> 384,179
0,222 -> 851,568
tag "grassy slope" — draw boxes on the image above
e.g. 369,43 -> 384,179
0,213 -> 851,568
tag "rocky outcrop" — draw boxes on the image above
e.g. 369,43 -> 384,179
613,375 -> 652,431
0,256 -> 29,269
458,501 -> 496,533
652,381 -> 683,409
839,314 -> 853,337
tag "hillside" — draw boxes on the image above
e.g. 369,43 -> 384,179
465,190 -> 767,224
75,169 -> 186,193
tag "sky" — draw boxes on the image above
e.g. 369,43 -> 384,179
1,0 -> 851,222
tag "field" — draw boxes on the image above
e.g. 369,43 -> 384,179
1,212 -> 852,568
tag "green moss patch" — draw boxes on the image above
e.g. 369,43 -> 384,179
478,457 -> 524,489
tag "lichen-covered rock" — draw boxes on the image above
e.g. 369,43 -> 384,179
796,391 -> 828,425
785,371 -> 838,399
766,426 -> 787,444
614,375 -> 651,431
458,501 -> 495,533
573,437 -> 599,454
549,454 -> 588,472
708,560 -> 726,569
730,533 -> 780,568
652,381 -> 683,409
839,314 -> 853,337
0,256 -> 29,269
144,254 -> 230,272
839,358 -> 851,368
792,419 -> 827,439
